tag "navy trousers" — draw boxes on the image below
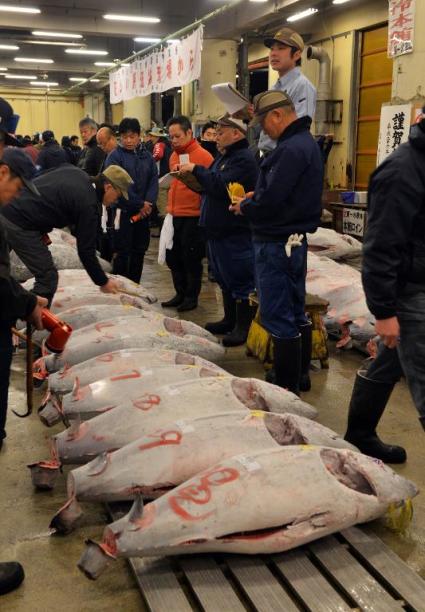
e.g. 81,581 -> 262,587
0,325 -> 13,441
208,233 -> 255,300
113,214 -> 150,283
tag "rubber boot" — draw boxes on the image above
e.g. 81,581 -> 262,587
420,416 -> 425,432
0,562 -> 25,595
272,335 -> 301,395
205,292 -> 236,335
299,322 -> 313,392
161,294 -> 185,308
344,372 -> 407,463
222,300 -> 256,347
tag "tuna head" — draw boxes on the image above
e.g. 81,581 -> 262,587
78,446 -> 418,579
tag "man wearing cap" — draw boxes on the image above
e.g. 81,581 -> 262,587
258,27 -> 316,155
179,115 -> 258,345
0,162 -> 132,302
0,97 -> 21,153
0,148 -> 48,596
37,130 -> 68,172
230,90 -> 323,394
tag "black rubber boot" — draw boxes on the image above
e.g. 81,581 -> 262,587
299,322 -> 313,392
222,300 -> 256,347
161,294 -> 185,308
177,298 -> 198,312
272,335 -> 301,395
205,292 -> 236,335
420,416 -> 425,432
344,372 -> 407,463
0,562 -> 25,595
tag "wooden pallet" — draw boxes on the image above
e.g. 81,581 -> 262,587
107,504 -> 425,612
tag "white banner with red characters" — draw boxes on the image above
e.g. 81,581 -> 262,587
109,26 -> 203,104
388,0 -> 415,58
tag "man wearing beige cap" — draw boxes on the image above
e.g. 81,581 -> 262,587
179,114 -> 258,346
0,163 -> 133,301
230,91 -> 323,394
258,26 -> 316,154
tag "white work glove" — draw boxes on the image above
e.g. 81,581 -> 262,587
285,233 -> 304,257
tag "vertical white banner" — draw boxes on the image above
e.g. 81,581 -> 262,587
388,0 -> 415,58
377,103 -> 412,165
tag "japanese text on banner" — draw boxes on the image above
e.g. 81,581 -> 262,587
388,0 -> 415,58
110,26 -> 203,104
376,103 -> 412,165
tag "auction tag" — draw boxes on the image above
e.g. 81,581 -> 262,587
234,454 -> 261,472
174,419 -> 195,433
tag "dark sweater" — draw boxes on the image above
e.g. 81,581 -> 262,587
0,165 -> 108,287
37,140 -> 68,171
240,117 -> 323,241
194,138 -> 258,239
77,134 -> 105,177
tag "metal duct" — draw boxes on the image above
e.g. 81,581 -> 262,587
307,45 -> 331,135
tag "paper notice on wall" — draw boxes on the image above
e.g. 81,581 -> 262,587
376,103 -> 412,165
211,83 -> 250,115
388,0 -> 415,58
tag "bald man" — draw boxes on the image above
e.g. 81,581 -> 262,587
96,126 -> 118,159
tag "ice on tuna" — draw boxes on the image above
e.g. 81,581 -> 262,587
78,446 -> 418,579
50,411 -> 356,533
33,316 -> 225,377
39,364 -> 227,427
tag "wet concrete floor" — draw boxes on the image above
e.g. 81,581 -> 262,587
1,239 -> 424,611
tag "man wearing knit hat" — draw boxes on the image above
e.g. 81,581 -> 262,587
179,114 -> 258,346
258,26 -> 316,154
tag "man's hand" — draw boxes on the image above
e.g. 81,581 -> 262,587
232,104 -> 254,120
100,278 -> 120,294
179,163 -> 195,173
375,316 -> 400,349
229,192 -> 254,215
27,296 -> 48,330
139,202 -> 153,219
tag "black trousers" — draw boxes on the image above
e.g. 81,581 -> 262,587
165,216 -> 205,301
113,215 -> 150,284
0,325 -> 13,441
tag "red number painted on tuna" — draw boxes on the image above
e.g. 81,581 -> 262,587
138,430 -> 182,452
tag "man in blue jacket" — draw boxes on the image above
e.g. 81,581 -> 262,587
231,91 -> 323,394
105,117 -> 158,283
180,114 -> 258,346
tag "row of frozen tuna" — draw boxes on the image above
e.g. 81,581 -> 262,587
24,270 -> 418,581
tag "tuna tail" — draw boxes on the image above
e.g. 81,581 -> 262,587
27,460 -> 61,490
50,496 -> 83,534
128,493 -> 144,529
71,376 -> 80,400
78,539 -> 115,580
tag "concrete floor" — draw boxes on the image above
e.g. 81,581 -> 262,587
1,239 -> 424,611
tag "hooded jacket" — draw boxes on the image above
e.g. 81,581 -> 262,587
240,117 -> 323,241
37,139 -> 68,171
362,121 -> 425,320
194,138 -> 258,239
167,139 -> 213,217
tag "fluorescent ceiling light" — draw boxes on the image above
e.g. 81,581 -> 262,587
134,37 -> 161,43
104,13 -> 160,23
15,57 -> 53,63
94,61 -> 114,67
0,44 -> 19,50
0,4 -> 40,13
333,0 -> 351,3
5,74 -> 37,79
24,40 -> 83,47
30,81 -> 58,86
0,67 -> 7,71
287,7 -> 318,22
89,79 -> 100,82
66,49 -> 108,56
249,0 -> 268,2
69,77 -> 87,82
32,30 -> 82,39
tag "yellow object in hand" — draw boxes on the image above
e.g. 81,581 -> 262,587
227,182 -> 245,203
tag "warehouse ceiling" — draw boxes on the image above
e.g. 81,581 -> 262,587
0,0 -> 370,93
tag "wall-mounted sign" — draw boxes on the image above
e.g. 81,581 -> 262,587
109,26 -> 203,104
388,0 -> 415,58
342,208 -> 366,237
377,103 -> 412,165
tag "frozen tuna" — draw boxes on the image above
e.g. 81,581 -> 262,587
50,411 -> 356,533
52,377 -> 317,465
39,364 -> 226,427
307,228 -> 362,261
47,349 -> 227,398
78,446 -> 418,578
49,289 -> 154,313
33,316 -> 225,378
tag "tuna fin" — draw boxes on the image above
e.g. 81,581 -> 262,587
128,493 -> 144,525
71,376 -> 80,400
87,452 -> 110,477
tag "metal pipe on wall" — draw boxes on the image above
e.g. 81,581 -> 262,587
307,45 -> 331,135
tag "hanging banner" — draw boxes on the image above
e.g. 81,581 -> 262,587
388,0 -> 415,58
376,103 -> 412,165
110,26 -> 203,104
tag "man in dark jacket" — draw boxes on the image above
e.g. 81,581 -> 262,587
344,112 -> 425,464
180,114 -> 258,346
231,90 -> 323,394
77,118 -> 105,177
105,117 -> 158,282
37,130 -> 68,171
0,164 -> 128,302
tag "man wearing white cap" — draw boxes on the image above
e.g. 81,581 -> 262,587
179,114 -> 258,346
258,26 -> 316,154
